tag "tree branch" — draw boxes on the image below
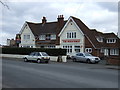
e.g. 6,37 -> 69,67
0,0 -> 9,9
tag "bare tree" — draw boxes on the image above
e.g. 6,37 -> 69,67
0,0 -> 9,9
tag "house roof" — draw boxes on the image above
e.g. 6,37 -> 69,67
25,16 -> 120,49
26,21 -> 67,36
71,16 -> 120,49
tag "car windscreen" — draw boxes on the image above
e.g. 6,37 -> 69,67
84,53 -> 92,56
41,52 -> 49,56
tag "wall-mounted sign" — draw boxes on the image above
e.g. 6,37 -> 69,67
62,39 -> 80,43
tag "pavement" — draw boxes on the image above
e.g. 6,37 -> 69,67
2,57 -> 120,70
67,59 -> 120,70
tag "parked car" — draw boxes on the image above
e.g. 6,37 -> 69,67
23,52 -> 50,63
71,53 -> 100,64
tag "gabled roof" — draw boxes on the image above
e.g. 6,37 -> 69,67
87,29 -> 120,48
22,16 -> 120,49
26,21 -> 67,36
69,17 -> 120,49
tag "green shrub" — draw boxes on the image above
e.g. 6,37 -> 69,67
2,47 -> 67,56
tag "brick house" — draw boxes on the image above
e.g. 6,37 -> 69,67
18,15 -> 120,59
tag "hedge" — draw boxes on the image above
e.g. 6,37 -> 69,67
1,47 -> 67,56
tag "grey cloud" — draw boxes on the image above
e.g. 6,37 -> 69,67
1,2 -> 118,45
97,2 -> 118,12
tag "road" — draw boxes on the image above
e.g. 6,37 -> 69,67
2,58 -> 119,88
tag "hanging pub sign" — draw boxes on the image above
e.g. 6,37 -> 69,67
62,39 -> 80,43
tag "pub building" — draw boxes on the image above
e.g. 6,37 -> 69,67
18,15 -> 120,58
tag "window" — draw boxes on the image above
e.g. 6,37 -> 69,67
79,53 -> 84,56
104,49 -> 109,56
46,34 -> 51,40
35,52 -> 41,56
24,35 -> 30,40
48,46 -> 55,48
63,45 -> 72,53
110,49 -> 119,55
107,39 -> 116,43
51,34 -> 56,40
30,52 -> 35,56
67,32 -> 76,38
39,35 -> 45,40
85,48 -> 92,53
97,37 -> 103,42
74,46 -> 80,53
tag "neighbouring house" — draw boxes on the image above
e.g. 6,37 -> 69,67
6,34 -> 21,47
6,39 -> 16,47
18,15 -> 120,59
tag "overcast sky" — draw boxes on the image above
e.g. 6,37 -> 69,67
0,0 -> 119,45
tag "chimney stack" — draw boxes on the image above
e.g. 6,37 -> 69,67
42,16 -> 47,24
57,15 -> 64,27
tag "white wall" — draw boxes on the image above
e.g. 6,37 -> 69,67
60,19 -> 84,56
20,23 -> 36,48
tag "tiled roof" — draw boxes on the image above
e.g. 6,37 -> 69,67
27,21 -> 67,36
26,16 -> 120,49
71,16 -> 120,49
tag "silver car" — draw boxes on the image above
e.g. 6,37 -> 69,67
72,53 -> 100,64
23,52 -> 50,63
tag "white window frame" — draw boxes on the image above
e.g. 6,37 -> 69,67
85,48 -> 92,53
97,37 -> 103,42
74,46 -> 80,53
48,46 -> 55,48
107,38 -> 116,43
67,32 -> 76,39
39,35 -> 45,40
63,45 -> 72,53
51,34 -> 56,40
24,35 -> 30,40
110,49 -> 119,55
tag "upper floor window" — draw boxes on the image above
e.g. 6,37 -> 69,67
39,35 -> 45,40
24,35 -> 30,40
85,48 -> 92,53
96,37 -> 103,42
67,32 -> 76,38
51,34 -> 56,40
107,38 -> 116,43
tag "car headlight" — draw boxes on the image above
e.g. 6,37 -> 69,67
91,58 -> 95,60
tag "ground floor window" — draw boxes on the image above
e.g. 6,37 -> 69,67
74,46 -> 80,53
63,45 -> 72,53
85,48 -> 92,53
110,49 -> 119,55
104,49 -> 109,56
48,46 -> 55,48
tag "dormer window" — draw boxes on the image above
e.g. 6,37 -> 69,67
39,35 -> 45,40
96,37 -> 103,42
51,34 -> 56,40
107,38 -> 116,43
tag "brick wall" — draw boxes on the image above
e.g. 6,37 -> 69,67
106,56 -> 120,65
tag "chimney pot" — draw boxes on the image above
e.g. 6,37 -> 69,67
42,16 -> 47,24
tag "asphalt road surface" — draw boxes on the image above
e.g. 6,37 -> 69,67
2,58 -> 119,88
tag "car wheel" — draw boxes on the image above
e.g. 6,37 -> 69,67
87,59 -> 91,64
73,58 -> 76,62
24,58 -> 28,62
37,59 -> 41,63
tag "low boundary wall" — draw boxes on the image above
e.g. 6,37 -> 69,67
1,54 -> 67,62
